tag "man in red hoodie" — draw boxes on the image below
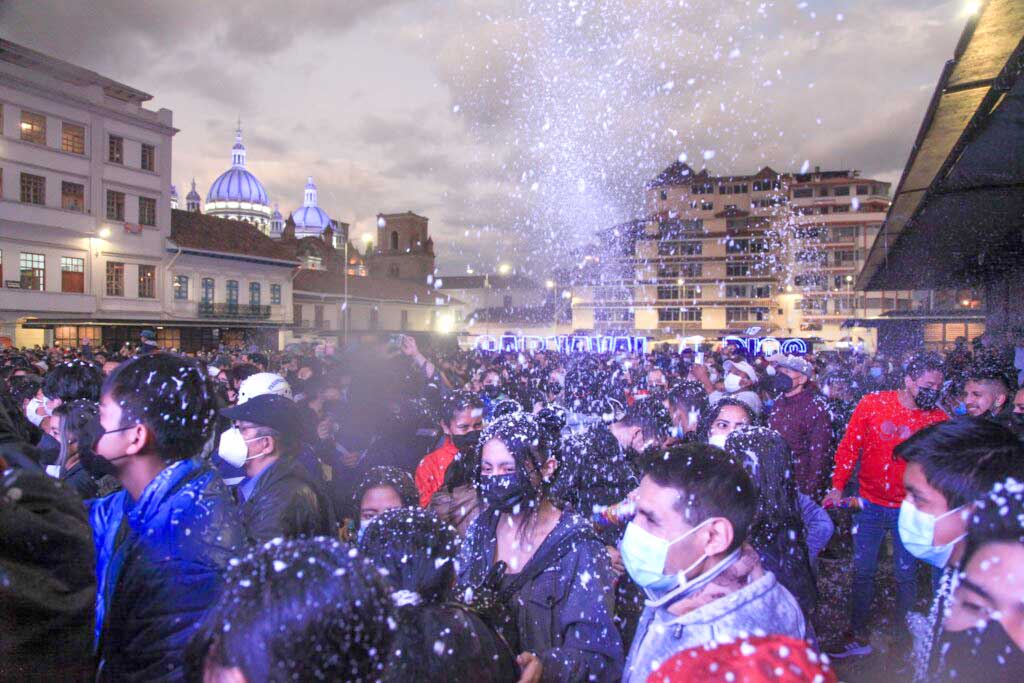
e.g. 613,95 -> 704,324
823,352 -> 947,658
415,391 -> 485,507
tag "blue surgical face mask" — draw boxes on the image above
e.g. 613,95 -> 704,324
870,367 -> 883,378
953,402 -> 968,416
620,519 -> 710,593
898,500 -> 965,568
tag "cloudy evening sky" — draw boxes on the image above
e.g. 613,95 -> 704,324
1,0 -> 972,276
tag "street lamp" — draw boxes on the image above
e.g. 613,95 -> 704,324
498,263 -> 512,275
98,227 -> 111,238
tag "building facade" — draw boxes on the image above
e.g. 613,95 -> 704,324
367,211 -> 435,281
0,39 -> 176,347
570,162 -> 921,349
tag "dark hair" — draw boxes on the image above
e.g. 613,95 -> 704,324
247,352 -> 268,368
665,381 -> 709,421
354,466 -> 419,511
895,417 -> 1024,509
9,375 -> 42,406
186,538 -> 393,682
964,359 -> 1016,395
359,507 -> 459,604
699,397 -> 756,441
961,478 -> 1024,569
905,351 -> 945,380
101,353 -> 217,461
645,443 -> 757,553
42,360 -> 103,404
53,399 -> 98,468
618,397 -> 673,443
228,363 -> 260,386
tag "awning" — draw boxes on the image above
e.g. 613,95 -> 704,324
858,0 -> 1024,291
841,309 -> 986,329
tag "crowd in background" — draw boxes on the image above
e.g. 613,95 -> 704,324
2,328 -> 1024,683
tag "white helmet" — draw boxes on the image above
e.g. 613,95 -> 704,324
237,372 -> 293,405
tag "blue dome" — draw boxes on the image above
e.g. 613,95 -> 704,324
207,167 -> 269,205
290,176 -> 332,231
292,206 -> 332,229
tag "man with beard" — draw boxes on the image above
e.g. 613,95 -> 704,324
823,352 -> 948,659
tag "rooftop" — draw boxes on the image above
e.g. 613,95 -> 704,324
169,209 -> 297,264
294,269 -> 456,305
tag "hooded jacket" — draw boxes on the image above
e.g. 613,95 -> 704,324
90,459 -> 243,682
623,546 -> 806,683
768,388 -> 834,497
457,509 -> 624,683
235,456 -> 338,544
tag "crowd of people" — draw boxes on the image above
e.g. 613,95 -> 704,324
2,328 -> 1024,682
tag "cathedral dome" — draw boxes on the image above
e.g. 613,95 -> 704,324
206,125 -> 270,206
290,176 -> 332,235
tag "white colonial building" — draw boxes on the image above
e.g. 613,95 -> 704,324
0,38 -> 176,348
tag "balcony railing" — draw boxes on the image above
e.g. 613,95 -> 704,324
198,302 -> 271,319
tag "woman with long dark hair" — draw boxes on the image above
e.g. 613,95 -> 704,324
359,507 -> 516,682
723,425 -> 819,619
456,410 -> 623,683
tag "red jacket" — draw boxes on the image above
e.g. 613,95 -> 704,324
415,438 -> 458,507
831,391 -> 947,508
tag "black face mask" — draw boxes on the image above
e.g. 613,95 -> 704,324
35,433 -> 61,466
914,386 -> 940,411
451,430 -> 481,454
477,472 -> 535,512
772,373 -> 794,394
80,414 -> 130,478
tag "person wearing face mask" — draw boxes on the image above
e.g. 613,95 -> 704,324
934,478 -> 1024,683
353,465 -> 419,541
457,411 -> 624,683
709,358 -> 762,415
822,352 -> 948,659
480,369 -> 507,417
219,393 -> 337,544
620,444 -> 806,683
704,397 -> 755,449
416,391 -> 485,507
663,381 -> 708,442
767,355 -> 833,499
891,418 -> 1024,680
87,353 -> 244,682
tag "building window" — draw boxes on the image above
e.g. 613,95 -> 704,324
61,122 -> 85,154
108,135 -> 123,164
388,264 -> 400,278
657,240 -> 702,256
294,303 -> 303,326
856,184 -> 869,195
792,187 -> 813,198
726,263 -> 752,277
173,275 -> 189,300
20,252 -> 45,290
106,262 -> 124,296
20,110 -> 46,145
659,190 -> 668,200
138,264 -> 156,298
314,305 -> 324,327
61,182 -> 85,212
106,190 -> 125,221
657,285 -> 680,301
249,282 -> 261,306
833,185 -> 850,196
700,201 -> 713,211
139,196 -> 156,226
726,307 -> 769,323
20,173 -> 45,205
389,231 -> 399,250
726,238 -> 749,254
270,283 -> 282,304
141,143 -> 155,171
201,277 -> 214,304
226,280 -> 238,308
60,256 -> 84,293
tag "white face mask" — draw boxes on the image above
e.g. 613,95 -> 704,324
897,500 -> 966,568
821,384 -> 831,398
765,365 -> 777,377
707,368 -> 719,384
723,374 -> 743,393
708,432 -> 729,449
25,397 -> 48,427
217,427 -> 269,468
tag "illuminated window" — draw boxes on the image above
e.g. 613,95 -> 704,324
61,256 -> 84,293
62,122 -> 85,154
62,182 -> 84,212
20,110 -> 46,145
138,264 -> 156,298
106,262 -> 124,296
173,275 -> 189,300
20,252 -> 45,290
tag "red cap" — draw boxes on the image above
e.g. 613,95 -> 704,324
646,635 -> 838,683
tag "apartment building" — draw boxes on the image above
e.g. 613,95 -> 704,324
571,162 -> 919,348
0,39 -> 175,347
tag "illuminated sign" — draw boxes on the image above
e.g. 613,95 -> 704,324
474,334 -> 649,355
721,335 -> 809,356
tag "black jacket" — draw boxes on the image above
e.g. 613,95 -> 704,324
236,457 -> 337,544
457,509 -> 624,683
1,466 -> 96,682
